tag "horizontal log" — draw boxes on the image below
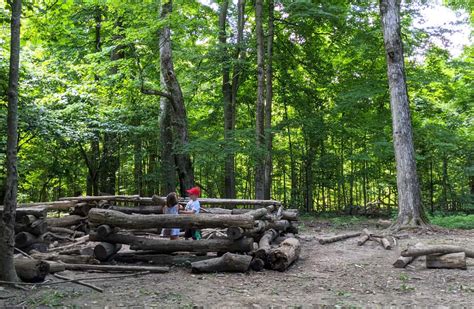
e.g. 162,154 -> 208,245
90,232 -> 254,254
109,205 -> 164,215
15,219 -> 48,236
59,195 -> 141,202
94,243 -> 122,262
46,215 -> 87,227
401,245 -> 474,258
191,253 -> 252,273
318,232 -> 361,245
0,206 -> 47,218
31,252 -> 98,264
62,263 -> 169,273
426,252 -> 467,269
14,258 -> 50,283
88,208 -> 255,229
114,252 -> 213,266
47,226 -> 85,237
15,232 -> 42,249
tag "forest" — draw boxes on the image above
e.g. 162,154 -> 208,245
0,0 -> 472,216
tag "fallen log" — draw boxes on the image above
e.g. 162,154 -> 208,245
47,226 -> 85,238
15,219 -> 48,236
1,206 -> 47,218
114,252 -> 213,266
280,210 -> 299,221
318,232 -> 361,245
426,252 -> 467,270
96,225 -> 115,238
25,242 -> 49,253
245,208 -> 270,220
90,232 -> 254,254
62,263 -> 169,273
47,235 -> 90,253
46,215 -> 87,228
15,232 -> 42,249
31,252 -> 99,264
254,229 -> 278,262
60,195 -> 141,202
401,245 -> 474,258
372,236 -> 392,250
268,238 -> 301,271
88,208 -> 255,229
191,253 -> 252,273
109,205 -> 164,215
47,261 -> 67,273
14,258 -> 50,283
20,215 -> 38,225
250,257 -> 265,271
94,243 -> 122,262
71,203 -> 92,217
393,243 -> 424,268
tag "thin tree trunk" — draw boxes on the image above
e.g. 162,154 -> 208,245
255,0 -> 265,199
264,0 -> 274,200
0,0 -> 21,282
160,0 -> 194,196
134,130 -> 143,195
379,0 -> 428,229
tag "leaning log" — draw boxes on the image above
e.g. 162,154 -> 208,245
94,243 -> 122,262
90,232 -> 254,254
393,243 -> 424,268
426,252 -> 467,270
88,208 -> 255,229
191,253 -> 252,273
372,236 -> 392,250
14,258 -> 50,283
401,245 -> 474,258
254,229 -> 278,262
268,238 -> 301,271
62,263 -> 169,273
318,232 -> 361,244
46,215 -> 87,228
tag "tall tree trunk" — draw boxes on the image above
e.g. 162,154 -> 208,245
255,0 -> 265,199
219,0 -> 235,198
264,0 -> 274,200
134,131 -> 143,195
159,0 -> 194,197
160,94 -> 177,195
379,0 -> 428,230
0,0 -> 21,282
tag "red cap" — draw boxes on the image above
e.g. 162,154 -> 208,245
186,186 -> 201,197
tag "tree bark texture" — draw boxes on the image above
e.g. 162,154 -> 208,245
379,0 -> 428,230
255,0 -> 265,200
159,0 -> 194,196
425,252 -> 467,270
268,237 -> 300,271
264,0 -> 274,200
0,0 -> 21,282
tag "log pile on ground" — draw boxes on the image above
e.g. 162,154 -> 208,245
6,196 -> 300,281
394,244 -> 473,270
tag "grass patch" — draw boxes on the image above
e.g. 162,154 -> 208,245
429,214 -> 474,230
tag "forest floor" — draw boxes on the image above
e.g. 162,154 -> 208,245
1,218 -> 473,308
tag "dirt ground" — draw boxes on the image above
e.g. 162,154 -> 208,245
1,219 -> 473,308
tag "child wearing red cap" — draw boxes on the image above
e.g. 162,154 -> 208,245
180,186 -> 201,240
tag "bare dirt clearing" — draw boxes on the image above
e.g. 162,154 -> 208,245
1,220 -> 473,307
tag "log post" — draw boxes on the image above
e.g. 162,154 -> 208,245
191,253 -> 252,273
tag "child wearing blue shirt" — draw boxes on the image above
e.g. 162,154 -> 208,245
180,186 -> 201,240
